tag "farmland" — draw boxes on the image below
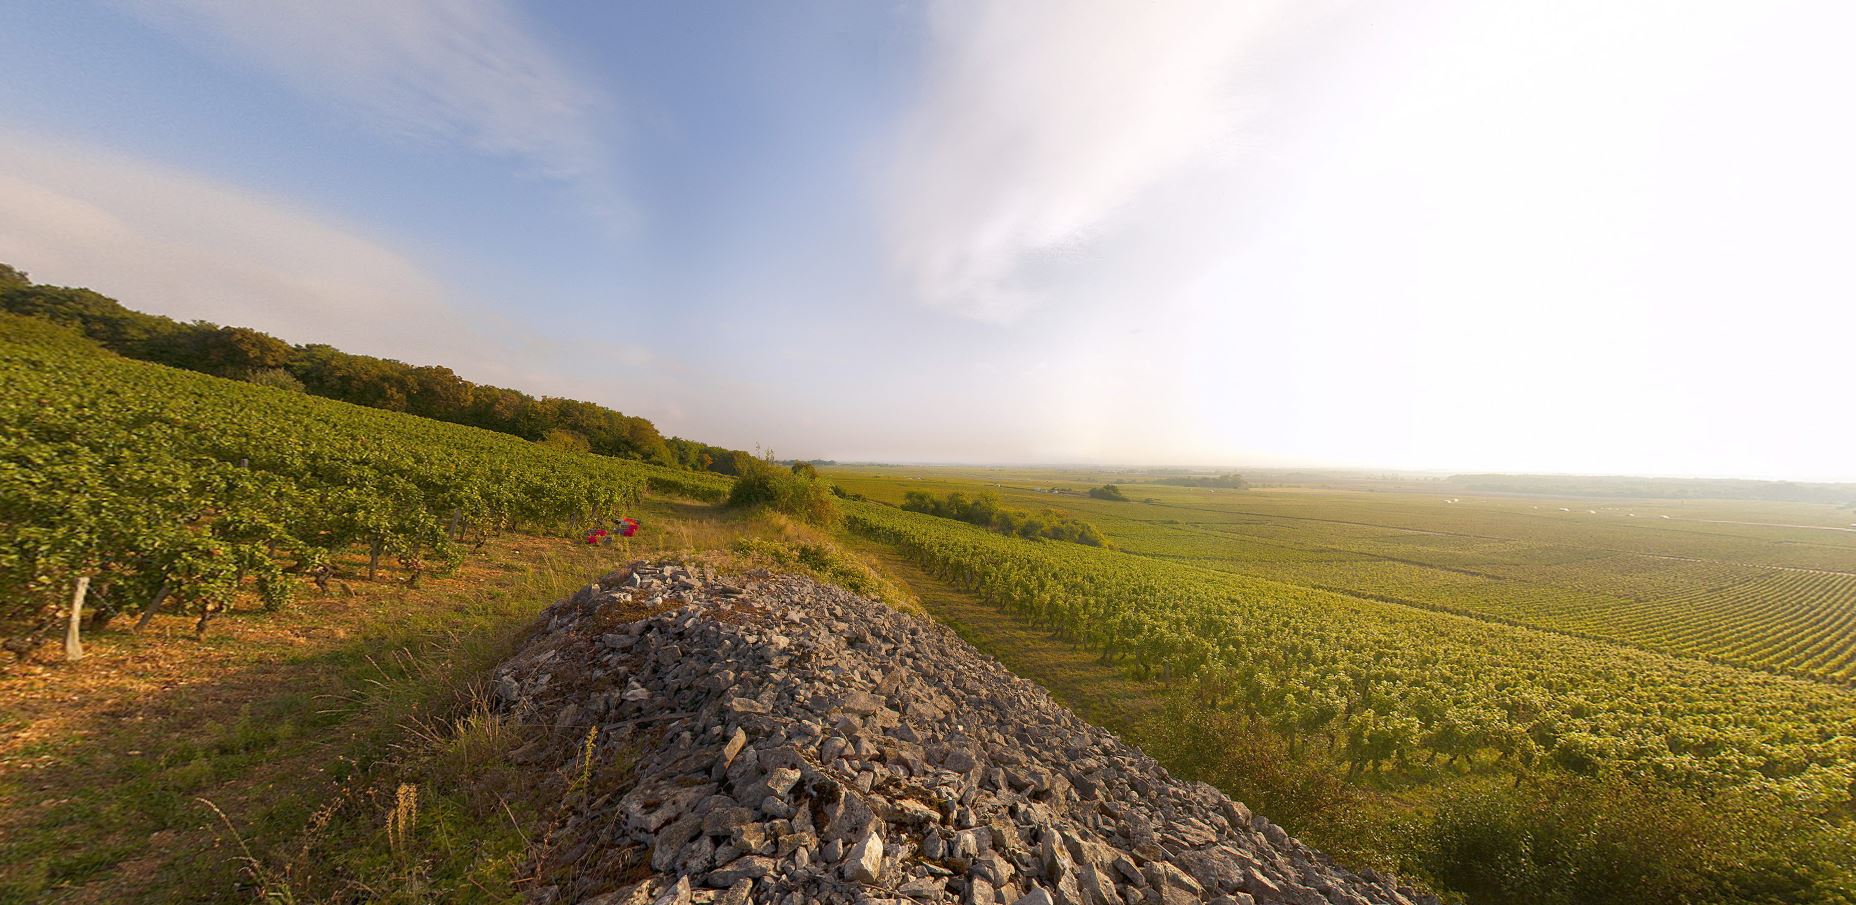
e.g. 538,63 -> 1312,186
831,466 -> 1856,899
827,466 -> 1856,685
0,317 -> 728,653
840,496 -> 1856,796
3,316 -> 1852,902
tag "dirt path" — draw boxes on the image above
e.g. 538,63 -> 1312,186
852,541 -> 1167,736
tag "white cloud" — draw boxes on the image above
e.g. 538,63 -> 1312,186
0,134 -> 689,434
125,0 -> 608,184
871,1 -> 1856,480
0,134 -> 484,363
883,0 -> 1300,322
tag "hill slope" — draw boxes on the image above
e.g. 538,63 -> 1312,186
0,262 -> 751,473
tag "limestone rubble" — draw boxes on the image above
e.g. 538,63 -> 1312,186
495,561 -> 1435,905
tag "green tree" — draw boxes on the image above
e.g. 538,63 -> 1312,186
2,265 -> 711,472
247,368 -> 306,393
193,326 -> 294,378
728,459 -> 840,526
539,429 -> 592,453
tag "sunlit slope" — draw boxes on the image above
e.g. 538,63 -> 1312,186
830,468 -> 1856,683
845,498 -> 1856,805
0,323 -> 727,630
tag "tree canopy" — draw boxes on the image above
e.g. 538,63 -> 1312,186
0,262 -> 749,474
901,490 -> 1109,547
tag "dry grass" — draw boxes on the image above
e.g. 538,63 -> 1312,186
0,496 -> 953,904
0,496 -> 745,904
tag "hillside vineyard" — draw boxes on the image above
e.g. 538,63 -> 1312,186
0,330 -> 725,638
831,471 -> 1856,686
846,502 -> 1856,805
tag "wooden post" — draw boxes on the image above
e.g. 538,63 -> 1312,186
134,581 -> 171,632
66,576 -> 90,662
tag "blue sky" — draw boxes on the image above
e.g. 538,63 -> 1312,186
3,2 -> 1854,480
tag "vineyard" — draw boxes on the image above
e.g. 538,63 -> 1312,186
6,321 -> 1853,900
829,468 -> 1856,684
1608,570 -> 1856,678
844,499 -> 1856,805
0,321 -> 720,647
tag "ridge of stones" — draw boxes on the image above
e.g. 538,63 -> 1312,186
498,561 -> 1435,905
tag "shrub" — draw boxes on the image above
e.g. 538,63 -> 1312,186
901,490 -> 1109,547
1134,697 -> 1356,842
1415,774 -> 1852,905
246,367 -> 306,393
727,460 -> 840,527
0,312 -> 102,354
538,429 -> 592,453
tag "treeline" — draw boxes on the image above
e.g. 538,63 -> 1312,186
901,490 -> 1109,547
1149,473 -> 1249,489
1450,473 -> 1856,505
0,263 -> 749,474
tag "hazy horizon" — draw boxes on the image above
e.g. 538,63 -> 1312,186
4,2 -> 1853,481
805,461 -> 1856,486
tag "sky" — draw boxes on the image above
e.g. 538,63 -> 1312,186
2,1 -> 1853,481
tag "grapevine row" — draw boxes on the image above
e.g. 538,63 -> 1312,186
847,500 -> 1856,804
1159,522 -> 1856,684
1,328 -> 658,641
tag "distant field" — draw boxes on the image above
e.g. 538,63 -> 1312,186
826,466 -> 1856,684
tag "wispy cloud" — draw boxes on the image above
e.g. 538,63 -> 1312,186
0,132 -> 682,427
0,134 -> 483,364
883,1 -> 1296,322
126,0 -> 609,184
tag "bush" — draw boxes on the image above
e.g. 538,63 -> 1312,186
538,429 -> 592,453
1133,697 -> 1357,844
1415,774 -> 1854,905
0,312 -> 103,354
900,490 -> 1109,547
727,460 -> 840,527
246,367 -> 306,393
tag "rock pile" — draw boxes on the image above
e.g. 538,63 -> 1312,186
495,561 -> 1433,905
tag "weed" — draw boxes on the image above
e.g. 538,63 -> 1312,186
386,784 -> 419,861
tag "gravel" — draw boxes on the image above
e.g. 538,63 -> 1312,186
496,561 -> 1435,905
